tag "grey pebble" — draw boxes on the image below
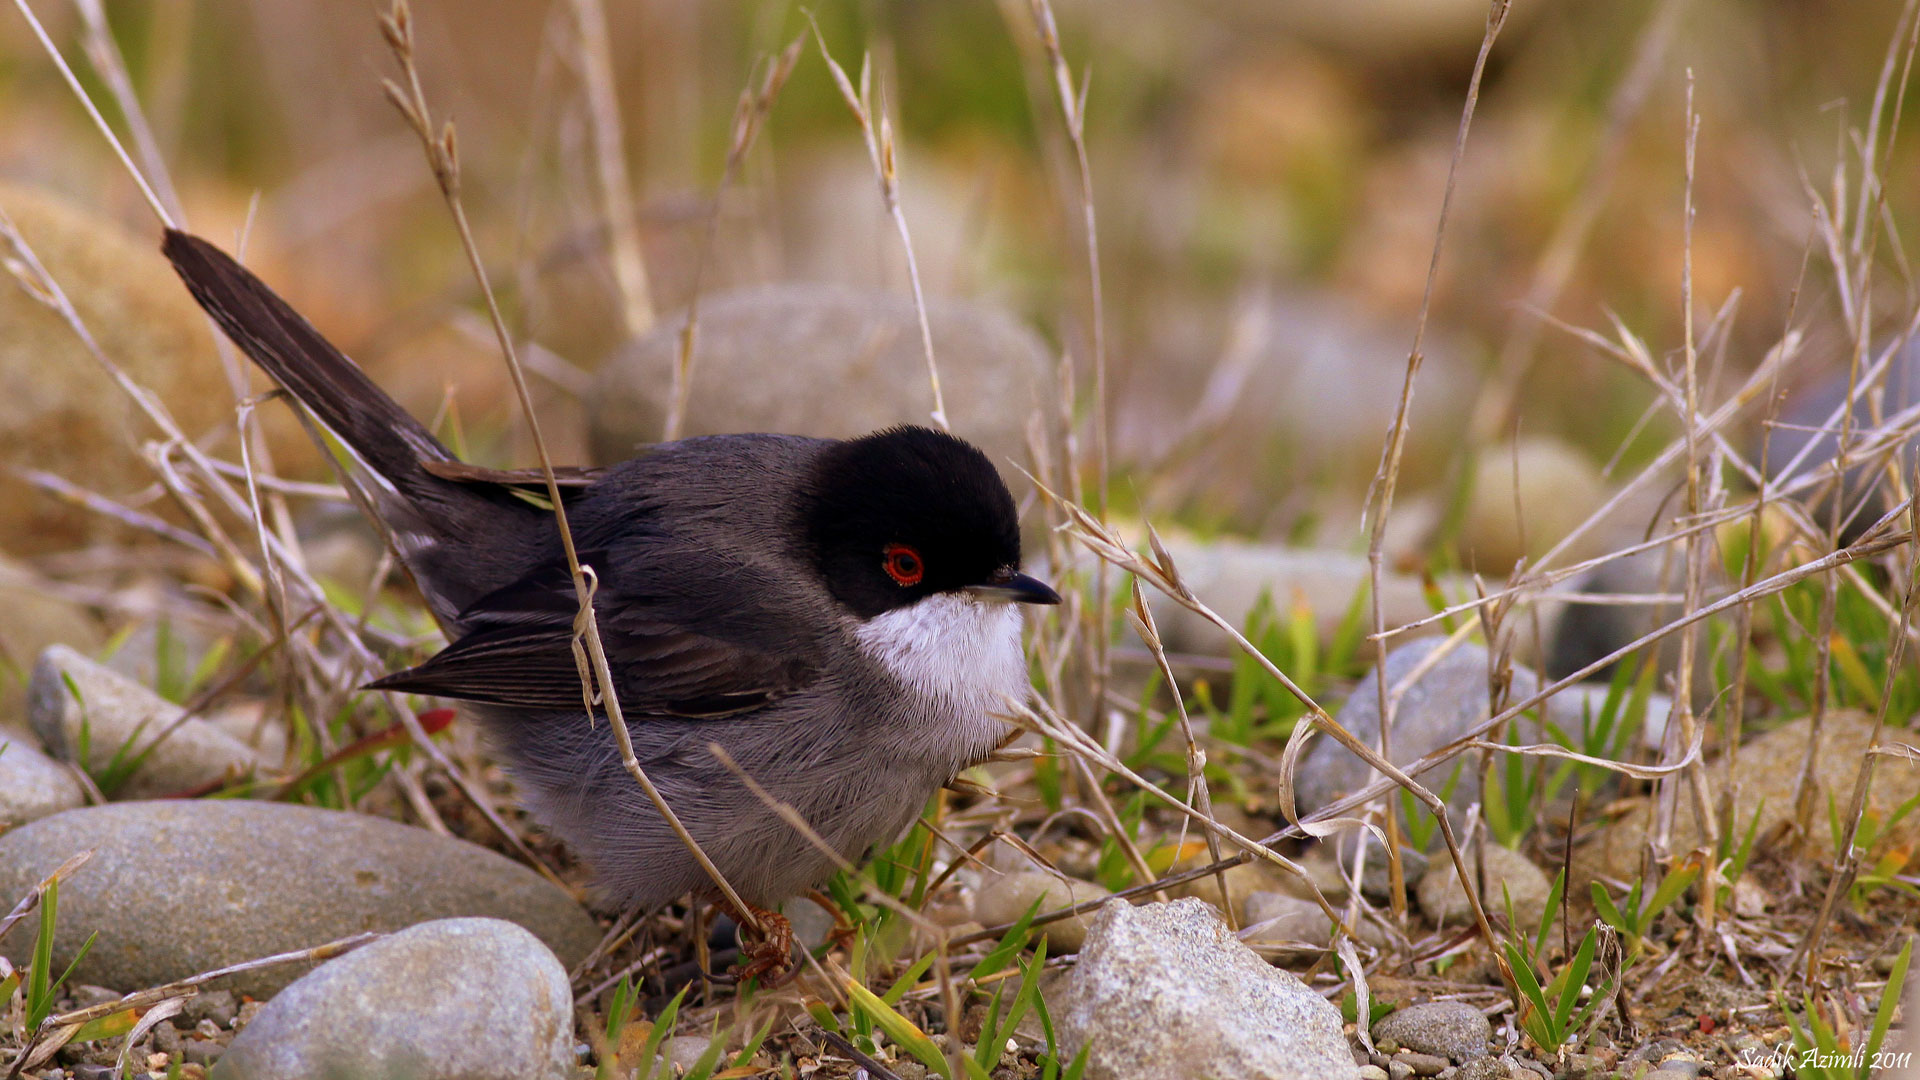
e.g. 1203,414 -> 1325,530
0,800 -> 599,997
590,284 -> 1055,483
1417,845 -> 1552,933
1374,1001 -> 1495,1062
1061,898 -> 1358,1080
177,989 -> 238,1029
1390,1061 -> 1416,1080
1455,1060 -> 1510,1080
28,645 -> 271,798
1361,1067 -> 1392,1080
1297,640 -> 1628,837
1402,1052 -> 1451,1076
0,727 -> 85,826
185,1037 -> 225,1067
211,918 -> 574,1080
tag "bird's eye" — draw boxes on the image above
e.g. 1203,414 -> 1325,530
882,543 -> 924,586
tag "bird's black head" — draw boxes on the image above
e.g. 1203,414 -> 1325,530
803,427 -> 1059,619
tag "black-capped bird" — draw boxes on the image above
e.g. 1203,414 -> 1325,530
162,230 -> 1058,979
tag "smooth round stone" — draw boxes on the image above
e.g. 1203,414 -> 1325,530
1373,1001 -> 1493,1062
211,918 -> 572,1080
1062,899 -> 1358,1080
0,801 -> 600,996
29,645 -> 271,799
1416,845 -> 1551,933
0,182 -> 236,553
0,727 -> 85,827
973,870 -> 1109,953
589,283 -> 1054,475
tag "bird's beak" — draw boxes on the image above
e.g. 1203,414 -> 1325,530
967,567 -> 1062,605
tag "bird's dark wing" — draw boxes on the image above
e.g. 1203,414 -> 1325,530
419,460 -> 607,489
366,551 -> 817,717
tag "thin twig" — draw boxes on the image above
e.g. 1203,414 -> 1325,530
806,17 -> 949,433
664,34 -> 803,441
1363,0 -> 1511,919
377,0 -> 754,928
566,0 -> 655,338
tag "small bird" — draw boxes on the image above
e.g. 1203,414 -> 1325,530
161,229 -> 1059,979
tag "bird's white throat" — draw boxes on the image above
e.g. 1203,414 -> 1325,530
853,592 -> 1027,755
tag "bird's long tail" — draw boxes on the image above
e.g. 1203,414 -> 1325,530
161,229 -> 457,504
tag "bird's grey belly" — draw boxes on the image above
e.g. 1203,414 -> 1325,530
473,698 -> 953,910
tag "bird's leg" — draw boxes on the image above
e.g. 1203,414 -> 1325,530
806,888 -> 858,953
714,895 -> 795,985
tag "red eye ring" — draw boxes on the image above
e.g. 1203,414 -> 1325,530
882,543 -> 924,586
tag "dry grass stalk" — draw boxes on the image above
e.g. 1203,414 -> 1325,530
566,0 -> 656,339
1019,0 -> 1117,764
45,931 -> 380,1031
1128,589 -> 1232,925
376,0 -> 756,929
806,16 -> 949,433
0,851 -> 92,949
1008,694 -> 1348,929
1651,69 -> 1721,864
1787,3 -> 1920,841
8,0 -> 172,227
703,741 -> 948,956
1795,456 -> 1920,980
1466,0 -> 1687,443
664,33 -> 804,442
1362,0 -> 1512,921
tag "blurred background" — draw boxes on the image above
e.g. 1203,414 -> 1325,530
0,0 -> 1912,581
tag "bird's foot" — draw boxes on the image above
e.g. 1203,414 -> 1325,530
717,898 -> 795,986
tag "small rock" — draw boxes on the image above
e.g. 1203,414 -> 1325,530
0,555 -> 103,678
154,1020 -> 185,1056
972,870 -> 1108,953
1458,437 -> 1607,574
1455,1059 -> 1510,1080
1577,711 -> 1920,884
1361,1068 -> 1391,1080
1134,539 -> 1452,656
1544,545 -> 1693,694
1402,1053 -> 1450,1076
0,727 -> 86,827
1167,851 -> 1301,922
1731,877 -> 1770,918
589,284 -> 1055,478
1061,898 -> 1358,1080
210,918 -> 573,1080
1297,639 -> 1546,828
1390,1061 -> 1415,1080
184,1039 -> 224,1067
178,991 -> 238,1030
1357,839 -> 1430,901
1417,845 -> 1552,931
665,1035 -> 714,1074
0,182 -> 237,553
0,801 -> 599,996
28,645 -> 270,798
66,985 -> 121,1010
1624,1039 -> 1692,1067
1242,891 -> 1333,951
1762,337 -> 1920,546
1373,1001 -> 1493,1062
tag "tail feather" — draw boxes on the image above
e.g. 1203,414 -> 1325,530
163,229 -> 541,624
161,229 -> 454,498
